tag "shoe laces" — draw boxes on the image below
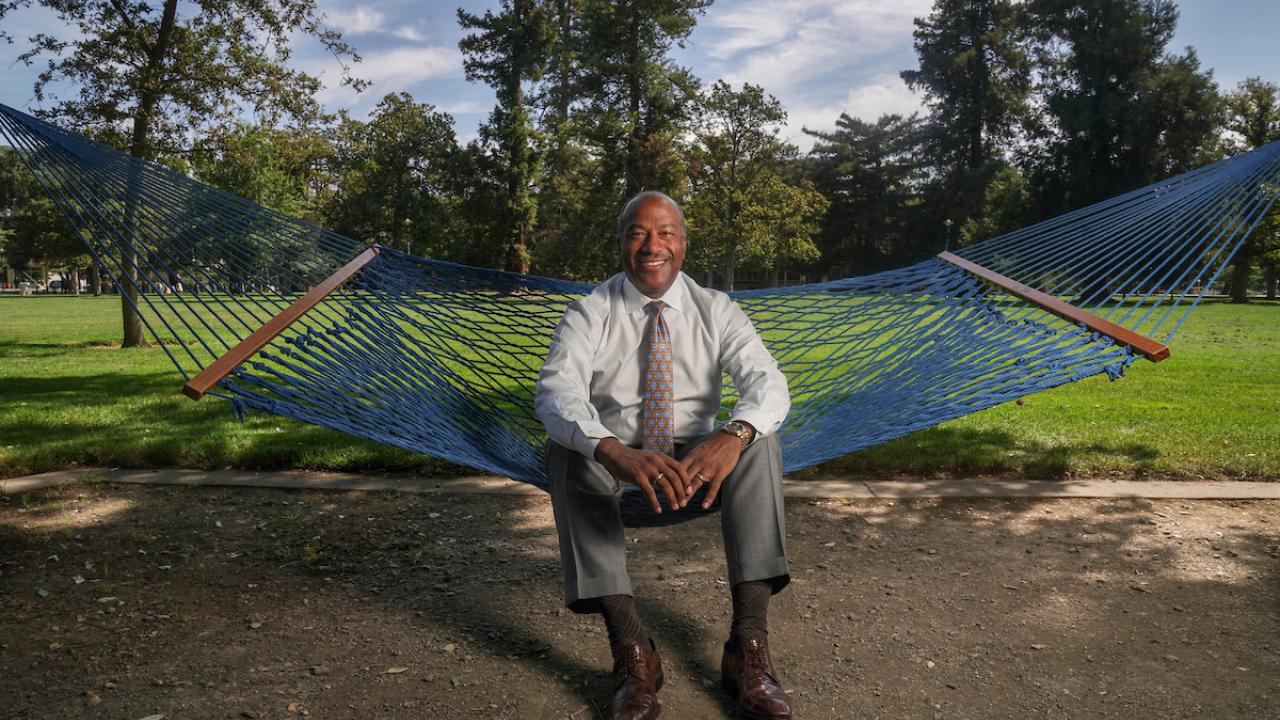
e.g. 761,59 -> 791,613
616,642 -> 647,678
740,638 -> 777,681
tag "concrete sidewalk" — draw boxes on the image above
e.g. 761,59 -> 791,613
3,467 -> 1279,499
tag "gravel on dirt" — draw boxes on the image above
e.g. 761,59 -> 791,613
1,483 -> 1277,719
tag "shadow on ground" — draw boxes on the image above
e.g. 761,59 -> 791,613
820,424 -> 1162,479
1,482 -> 1276,719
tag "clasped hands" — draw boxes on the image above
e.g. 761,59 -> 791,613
594,434 -> 743,514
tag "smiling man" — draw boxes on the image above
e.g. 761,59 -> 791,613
536,191 -> 793,719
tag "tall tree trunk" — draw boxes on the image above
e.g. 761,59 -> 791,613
625,9 -> 644,197
504,0 -> 533,276
1266,265 -> 1277,300
1229,256 -> 1251,303
90,262 -> 102,296
723,257 -> 736,291
70,266 -> 81,296
554,0 -> 573,128
121,0 -> 180,347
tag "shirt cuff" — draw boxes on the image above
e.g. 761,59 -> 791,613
572,421 -> 615,460
730,411 -> 776,442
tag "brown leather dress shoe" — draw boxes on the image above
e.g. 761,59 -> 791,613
611,636 -> 665,720
721,637 -> 793,719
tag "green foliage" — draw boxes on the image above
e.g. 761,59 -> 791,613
4,0 -> 362,159
572,0 -> 709,196
458,0 -> 554,274
1221,78 -> 1280,302
0,148 -> 88,274
3,295 -> 1278,480
531,126 -> 619,282
1225,77 -> 1280,149
527,0 -> 710,281
2,0 -> 1274,294
902,0 -> 1030,225
191,123 -> 332,221
684,81 -> 825,288
804,113 -> 933,277
1,0 -> 363,344
322,94 -> 462,257
959,164 -> 1031,246
1024,0 -> 1223,215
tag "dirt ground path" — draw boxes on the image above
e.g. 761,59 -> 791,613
2,483 -> 1277,719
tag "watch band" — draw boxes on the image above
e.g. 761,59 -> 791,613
720,421 -> 753,450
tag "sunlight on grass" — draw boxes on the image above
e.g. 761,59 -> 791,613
1,294 -> 1277,480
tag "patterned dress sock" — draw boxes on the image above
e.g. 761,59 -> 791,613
730,580 -> 772,645
599,594 -> 647,653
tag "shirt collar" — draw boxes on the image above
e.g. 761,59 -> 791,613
621,272 -> 687,314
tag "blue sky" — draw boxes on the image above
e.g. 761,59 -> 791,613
2,0 -> 1278,150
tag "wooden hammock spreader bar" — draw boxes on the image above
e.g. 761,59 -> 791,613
937,251 -> 1170,362
182,246 -> 382,400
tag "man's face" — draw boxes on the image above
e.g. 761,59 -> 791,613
620,196 -> 687,298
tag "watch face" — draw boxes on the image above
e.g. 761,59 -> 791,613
722,422 -> 748,442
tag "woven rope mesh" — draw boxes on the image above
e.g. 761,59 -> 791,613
3,103 -> 1279,496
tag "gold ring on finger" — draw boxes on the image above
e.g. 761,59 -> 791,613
653,471 -> 665,483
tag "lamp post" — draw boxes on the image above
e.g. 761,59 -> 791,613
944,218 -> 953,252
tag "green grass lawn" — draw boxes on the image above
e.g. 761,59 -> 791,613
1,294 -> 1277,480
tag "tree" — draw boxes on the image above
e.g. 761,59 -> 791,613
192,123 -> 334,221
530,137 -> 619,281
958,164 -> 1031,245
1025,0 -> 1222,216
1226,78 -> 1280,149
526,0 -> 708,281
574,0 -> 710,196
323,94 -> 461,259
805,113 -> 930,276
684,82 -> 825,289
1223,77 -> 1280,302
1,0 -> 363,345
0,149 -> 89,292
528,0 -> 619,281
901,0 -> 1030,228
458,0 -> 554,274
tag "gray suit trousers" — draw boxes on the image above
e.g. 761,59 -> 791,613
546,432 -> 790,613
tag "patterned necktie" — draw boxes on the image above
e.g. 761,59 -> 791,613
641,300 -> 675,456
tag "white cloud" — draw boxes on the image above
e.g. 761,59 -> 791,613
703,3 -> 798,59
784,75 -> 924,150
438,99 -> 486,115
324,6 -> 387,35
311,45 -> 462,110
688,0 -> 931,151
391,26 -> 427,42
321,4 -> 427,42
705,0 -> 931,92
361,46 -> 460,86
838,75 -> 925,121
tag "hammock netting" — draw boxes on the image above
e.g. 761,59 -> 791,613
4,103 -> 1279,496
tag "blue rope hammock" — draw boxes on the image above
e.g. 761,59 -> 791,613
3,103 -> 1278,495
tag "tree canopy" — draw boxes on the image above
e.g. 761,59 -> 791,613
4,0 -> 1277,306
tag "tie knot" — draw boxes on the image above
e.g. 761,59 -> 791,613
647,300 -> 664,315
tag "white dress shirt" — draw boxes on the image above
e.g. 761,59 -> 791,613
536,271 -> 791,459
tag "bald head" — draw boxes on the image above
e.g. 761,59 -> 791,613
617,191 -> 686,242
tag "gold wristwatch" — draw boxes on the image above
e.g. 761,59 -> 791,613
720,421 -> 754,450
